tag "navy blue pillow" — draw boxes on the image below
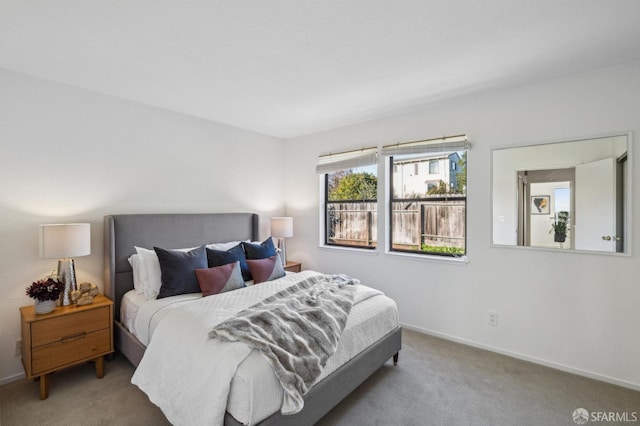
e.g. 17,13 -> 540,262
242,237 -> 276,260
155,245 -> 207,299
206,244 -> 251,281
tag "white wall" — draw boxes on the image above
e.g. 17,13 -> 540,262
529,182 -> 571,249
0,69 -> 285,383
284,60 -> 640,390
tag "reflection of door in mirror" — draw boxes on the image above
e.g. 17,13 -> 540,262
517,169 -> 574,249
575,155 -> 626,252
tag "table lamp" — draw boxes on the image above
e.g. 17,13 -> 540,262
39,223 -> 91,305
270,217 -> 293,266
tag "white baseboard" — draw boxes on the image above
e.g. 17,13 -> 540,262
0,372 -> 25,387
401,322 -> 640,392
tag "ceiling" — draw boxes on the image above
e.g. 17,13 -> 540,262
2,1 -> 640,139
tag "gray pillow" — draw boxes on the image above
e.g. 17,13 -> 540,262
155,245 -> 207,299
206,245 -> 251,281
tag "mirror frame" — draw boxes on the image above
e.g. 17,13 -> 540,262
490,131 -> 633,256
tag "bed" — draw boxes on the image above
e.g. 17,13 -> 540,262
103,213 -> 401,425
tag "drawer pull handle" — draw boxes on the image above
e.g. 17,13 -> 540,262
61,332 -> 86,343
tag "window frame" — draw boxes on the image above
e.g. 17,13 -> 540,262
316,147 -> 380,252
322,169 -> 378,250
388,152 -> 467,258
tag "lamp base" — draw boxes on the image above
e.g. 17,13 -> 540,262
276,238 -> 287,266
57,259 -> 77,306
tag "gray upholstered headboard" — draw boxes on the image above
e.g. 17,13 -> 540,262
103,213 -> 259,321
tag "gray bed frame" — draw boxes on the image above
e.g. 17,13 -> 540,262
104,213 -> 401,425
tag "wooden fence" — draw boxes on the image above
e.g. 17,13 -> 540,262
327,202 -> 377,247
327,199 -> 465,250
392,200 -> 465,250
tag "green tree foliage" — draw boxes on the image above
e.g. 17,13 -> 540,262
328,172 -> 377,201
427,181 -> 449,195
454,152 -> 467,194
327,170 -> 347,197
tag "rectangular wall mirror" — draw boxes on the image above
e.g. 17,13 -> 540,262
492,133 -> 631,254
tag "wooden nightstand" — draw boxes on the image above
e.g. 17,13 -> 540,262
284,260 -> 302,272
20,295 -> 114,400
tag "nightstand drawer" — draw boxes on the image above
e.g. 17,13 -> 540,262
31,306 -> 110,347
31,328 -> 111,374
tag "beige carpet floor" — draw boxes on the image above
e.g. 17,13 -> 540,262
1,329 -> 639,425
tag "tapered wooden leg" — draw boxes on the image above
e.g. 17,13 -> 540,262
95,356 -> 105,378
39,374 -> 49,400
393,352 -> 399,365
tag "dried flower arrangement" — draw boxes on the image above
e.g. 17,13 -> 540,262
26,277 -> 64,301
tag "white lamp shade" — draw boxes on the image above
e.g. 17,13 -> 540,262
39,223 -> 91,259
271,217 -> 293,238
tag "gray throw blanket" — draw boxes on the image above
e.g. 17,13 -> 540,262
208,274 -> 356,414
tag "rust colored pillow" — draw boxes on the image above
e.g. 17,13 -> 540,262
246,254 -> 285,284
195,261 -> 245,296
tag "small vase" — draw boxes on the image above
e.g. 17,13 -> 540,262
554,232 -> 566,243
34,299 -> 55,314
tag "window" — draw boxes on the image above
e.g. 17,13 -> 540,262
317,147 -> 377,249
383,135 -> 469,257
426,181 -> 439,191
429,160 -> 439,174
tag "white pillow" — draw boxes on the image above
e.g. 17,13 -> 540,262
205,241 -> 243,251
134,247 -> 162,300
127,254 -> 144,295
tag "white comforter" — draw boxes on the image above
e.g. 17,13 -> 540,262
131,271 -> 386,426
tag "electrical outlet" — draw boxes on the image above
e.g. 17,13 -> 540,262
488,311 -> 498,326
15,339 -> 22,356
